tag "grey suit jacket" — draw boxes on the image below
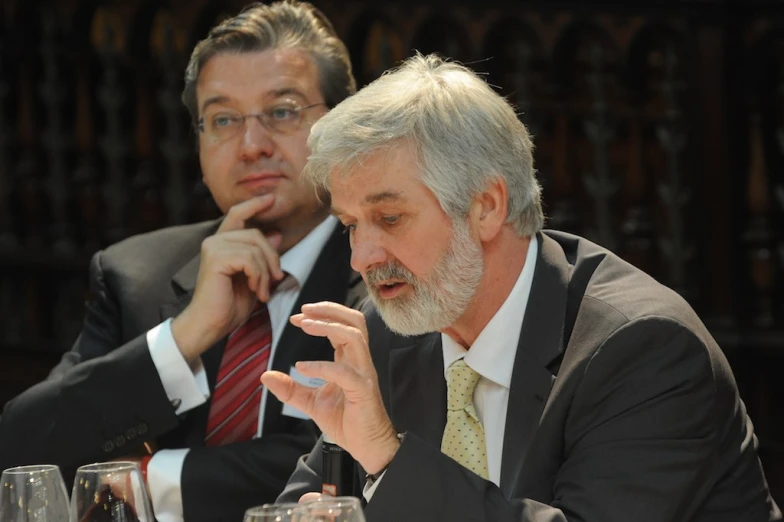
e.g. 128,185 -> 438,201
0,219 -> 366,522
279,231 -> 781,522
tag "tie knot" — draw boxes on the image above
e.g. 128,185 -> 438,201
270,271 -> 290,293
445,359 -> 481,411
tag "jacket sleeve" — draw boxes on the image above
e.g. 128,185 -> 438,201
0,251 -> 178,475
275,435 -> 329,503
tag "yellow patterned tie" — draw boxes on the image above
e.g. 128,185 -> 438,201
441,358 -> 489,479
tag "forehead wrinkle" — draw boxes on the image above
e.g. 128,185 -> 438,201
329,190 -> 405,218
200,87 -> 306,113
267,87 -> 307,99
364,190 -> 404,205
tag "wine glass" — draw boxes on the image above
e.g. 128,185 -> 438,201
0,464 -> 70,522
243,503 -> 308,522
70,462 -> 154,522
294,496 -> 366,522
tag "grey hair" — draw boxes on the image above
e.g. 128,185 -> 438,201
302,53 -> 544,237
181,0 -> 355,126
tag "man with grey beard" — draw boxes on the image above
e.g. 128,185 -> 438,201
363,214 -> 482,335
263,54 -> 781,522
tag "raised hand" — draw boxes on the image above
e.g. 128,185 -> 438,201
172,194 -> 286,363
262,302 -> 400,475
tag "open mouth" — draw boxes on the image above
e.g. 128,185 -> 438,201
375,281 -> 407,299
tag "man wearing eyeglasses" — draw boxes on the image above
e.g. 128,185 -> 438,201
0,2 -> 363,522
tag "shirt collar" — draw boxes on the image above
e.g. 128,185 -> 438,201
278,215 -> 338,290
442,235 -> 539,388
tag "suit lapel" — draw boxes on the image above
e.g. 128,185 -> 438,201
388,333 -> 446,448
159,253 -> 199,323
500,233 -> 570,497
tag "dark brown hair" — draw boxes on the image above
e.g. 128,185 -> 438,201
181,0 -> 356,126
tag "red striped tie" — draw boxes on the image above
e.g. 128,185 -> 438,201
204,302 -> 274,446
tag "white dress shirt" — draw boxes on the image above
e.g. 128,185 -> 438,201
365,235 -> 538,499
144,215 -> 338,522
440,236 -> 537,486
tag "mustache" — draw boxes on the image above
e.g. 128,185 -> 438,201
365,262 -> 417,286
234,161 -> 281,175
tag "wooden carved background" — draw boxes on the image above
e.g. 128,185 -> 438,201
0,0 -> 782,502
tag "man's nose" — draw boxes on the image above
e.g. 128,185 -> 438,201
349,228 -> 389,275
238,116 -> 275,159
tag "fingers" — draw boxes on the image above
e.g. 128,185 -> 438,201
290,302 -> 372,369
230,249 -> 272,301
219,229 -> 284,281
294,360 -> 370,402
213,197 -> 284,281
295,318 -> 374,371
292,302 -> 369,340
261,370 -> 319,418
201,243 -> 268,301
201,232 -> 284,300
264,359 -> 370,415
218,194 -> 276,233
299,493 -> 323,504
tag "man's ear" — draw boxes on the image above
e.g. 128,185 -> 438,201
469,177 -> 508,242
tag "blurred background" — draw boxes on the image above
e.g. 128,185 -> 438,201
0,0 -> 782,504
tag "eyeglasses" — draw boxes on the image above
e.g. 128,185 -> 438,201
197,101 -> 327,142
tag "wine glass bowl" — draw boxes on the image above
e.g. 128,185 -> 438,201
243,503 -> 307,522
70,462 -> 154,522
0,464 -> 70,522
294,496 -> 366,522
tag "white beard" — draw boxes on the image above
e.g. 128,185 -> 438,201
365,218 -> 483,336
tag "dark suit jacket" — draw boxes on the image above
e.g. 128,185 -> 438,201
0,219 -> 365,522
279,231 -> 781,522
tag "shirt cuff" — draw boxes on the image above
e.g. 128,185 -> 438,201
146,448 -> 188,522
147,319 -> 209,414
362,470 -> 386,502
